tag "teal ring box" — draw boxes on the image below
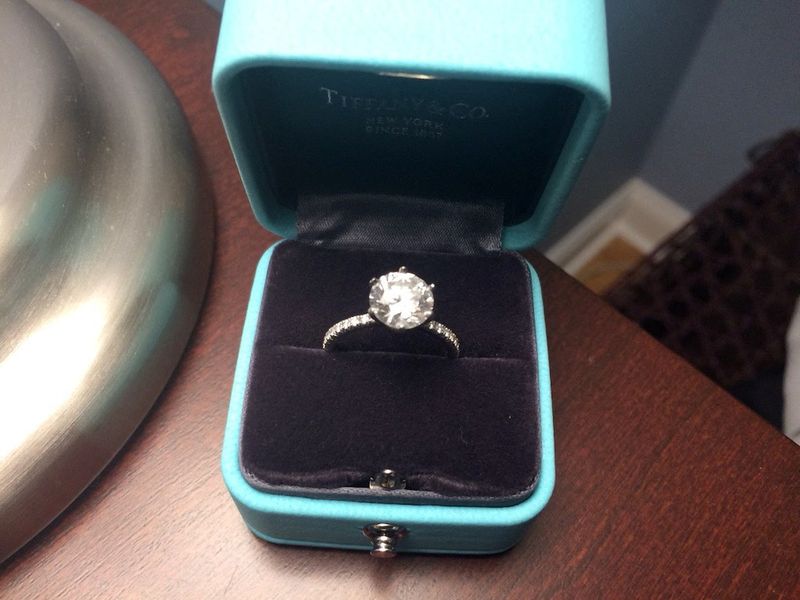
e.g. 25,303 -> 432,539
213,0 -> 609,555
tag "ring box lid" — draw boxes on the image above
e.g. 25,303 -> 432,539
212,0 -> 610,250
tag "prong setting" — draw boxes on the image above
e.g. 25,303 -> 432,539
368,269 -> 433,330
323,267 -> 459,357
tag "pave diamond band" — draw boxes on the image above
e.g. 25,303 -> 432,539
322,314 -> 375,349
322,267 -> 461,358
322,314 -> 461,357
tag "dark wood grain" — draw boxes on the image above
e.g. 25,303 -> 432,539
2,1 -> 799,598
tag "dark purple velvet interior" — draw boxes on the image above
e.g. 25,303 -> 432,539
240,241 -> 540,504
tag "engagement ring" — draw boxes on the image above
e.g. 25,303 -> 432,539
322,267 -> 460,358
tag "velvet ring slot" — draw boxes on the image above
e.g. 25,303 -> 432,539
238,241 -> 541,506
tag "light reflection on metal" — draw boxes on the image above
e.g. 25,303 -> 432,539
0,0 -> 213,562
0,298 -> 107,461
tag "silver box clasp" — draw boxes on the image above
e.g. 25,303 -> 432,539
362,523 -> 408,558
369,469 -> 406,491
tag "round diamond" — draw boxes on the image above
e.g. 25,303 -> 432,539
369,270 -> 434,329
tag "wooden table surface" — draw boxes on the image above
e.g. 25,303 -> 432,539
3,1 -> 799,598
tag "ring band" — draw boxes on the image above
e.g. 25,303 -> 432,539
322,267 -> 461,358
323,314 -> 461,357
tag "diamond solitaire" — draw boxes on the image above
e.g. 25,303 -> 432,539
322,266 -> 460,357
368,269 -> 434,330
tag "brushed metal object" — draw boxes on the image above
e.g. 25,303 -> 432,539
0,0 -> 213,562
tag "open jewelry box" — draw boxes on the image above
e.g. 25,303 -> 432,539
213,0 -> 609,555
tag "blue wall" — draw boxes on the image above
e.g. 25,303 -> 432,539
640,0 -> 800,212
543,0 -> 719,245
